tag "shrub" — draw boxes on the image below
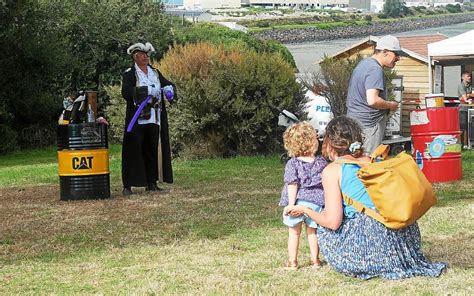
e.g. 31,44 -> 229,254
158,42 -> 307,158
0,124 -> 18,155
364,15 -> 372,22
446,4 -> 462,13
463,3 -> 474,12
103,85 -> 126,144
256,21 -> 270,27
173,23 -> 296,69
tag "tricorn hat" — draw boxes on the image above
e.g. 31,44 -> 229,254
127,42 -> 155,56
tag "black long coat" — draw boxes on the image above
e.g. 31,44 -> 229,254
121,65 -> 174,186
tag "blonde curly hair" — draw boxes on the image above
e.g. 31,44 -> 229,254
283,121 -> 318,157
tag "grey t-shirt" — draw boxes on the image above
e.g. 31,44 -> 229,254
457,82 -> 472,99
346,57 -> 387,127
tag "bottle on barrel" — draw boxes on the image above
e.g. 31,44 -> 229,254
87,104 -> 95,123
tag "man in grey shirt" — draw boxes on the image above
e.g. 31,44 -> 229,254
346,35 -> 405,155
457,71 -> 473,148
457,71 -> 473,102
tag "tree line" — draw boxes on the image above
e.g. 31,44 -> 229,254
0,0 -> 303,158
0,0 -> 173,153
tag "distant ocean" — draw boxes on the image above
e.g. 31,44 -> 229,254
286,21 -> 474,74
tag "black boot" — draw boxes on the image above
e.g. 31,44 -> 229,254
146,182 -> 170,193
122,186 -> 133,196
146,182 -> 159,191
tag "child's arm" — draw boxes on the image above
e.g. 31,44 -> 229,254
287,163 -> 343,230
284,183 -> 298,215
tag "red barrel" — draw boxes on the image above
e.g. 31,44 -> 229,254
410,107 -> 462,183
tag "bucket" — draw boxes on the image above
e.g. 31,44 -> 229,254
424,93 -> 445,108
410,107 -> 462,183
57,123 -> 110,200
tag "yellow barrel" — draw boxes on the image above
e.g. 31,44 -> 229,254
57,123 -> 110,200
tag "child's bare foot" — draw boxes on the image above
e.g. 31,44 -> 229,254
284,260 -> 298,270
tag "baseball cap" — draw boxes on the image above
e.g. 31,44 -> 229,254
375,35 -> 408,57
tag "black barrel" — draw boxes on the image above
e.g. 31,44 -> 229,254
57,123 -> 110,200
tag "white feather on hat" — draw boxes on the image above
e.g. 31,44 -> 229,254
127,42 -> 155,56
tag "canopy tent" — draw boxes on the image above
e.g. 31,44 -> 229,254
427,30 -> 474,93
428,30 -> 474,57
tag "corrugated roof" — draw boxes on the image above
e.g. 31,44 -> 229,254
398,34 -> 448,58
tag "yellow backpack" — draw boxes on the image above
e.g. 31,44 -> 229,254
336,145 -> 437,230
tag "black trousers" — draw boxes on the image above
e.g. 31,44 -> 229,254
122,123 -> 160,188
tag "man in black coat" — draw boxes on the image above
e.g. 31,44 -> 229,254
121,42 -> 175,196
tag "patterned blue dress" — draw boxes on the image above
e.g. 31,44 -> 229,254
317,163 -> 447,280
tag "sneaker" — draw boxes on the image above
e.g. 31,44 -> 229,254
122,187 -> 133,196
284,260 -> 298,271
311,259 -> 322,269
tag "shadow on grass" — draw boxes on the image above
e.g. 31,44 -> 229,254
425,233 -> 474,269
435,195 -> 474,207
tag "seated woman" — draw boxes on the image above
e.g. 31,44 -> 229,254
286,115 -> 446,280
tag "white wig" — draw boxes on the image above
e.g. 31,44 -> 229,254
127,42 -> 155,56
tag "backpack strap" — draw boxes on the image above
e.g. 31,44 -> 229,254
334,159 -> 369,166
369,144 -> 390,161
342,193 -> 387,225
334,144 -> 390,165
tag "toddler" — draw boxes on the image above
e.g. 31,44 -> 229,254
279,121 -> 327,270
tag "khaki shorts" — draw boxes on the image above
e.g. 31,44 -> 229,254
362,116 -> 387,156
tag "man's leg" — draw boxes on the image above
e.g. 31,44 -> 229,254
142,124 -> 160,187
362,116 -> 387,156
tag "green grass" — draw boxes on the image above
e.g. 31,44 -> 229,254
0,147 -> 473,294
0,145 -> 122,188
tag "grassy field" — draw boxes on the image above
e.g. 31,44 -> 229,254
0,145 -> 473,294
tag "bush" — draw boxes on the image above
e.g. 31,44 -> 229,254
0,124 -> 18,155
364,15 -> 372,22
103,85 -> 126,144
463,3 -> 474,12
173,23 -> 296,69
256,21 -> 270,28
158,42 -> 307,159
446,4 -> 462,13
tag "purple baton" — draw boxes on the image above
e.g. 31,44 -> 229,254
126,95 -> 152,132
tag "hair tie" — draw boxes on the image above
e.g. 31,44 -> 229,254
349,141 -> 362,153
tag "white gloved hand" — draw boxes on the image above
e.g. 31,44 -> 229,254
162,85 -> 174,103
148,85 -> 161,99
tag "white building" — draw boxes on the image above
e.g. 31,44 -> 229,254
348,0 -> 371,10
371,0 -> 459,13
183,0 -> 241,9
244,0 -> 323,8
430,0 -> 457,6
183,0 -> 459,11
